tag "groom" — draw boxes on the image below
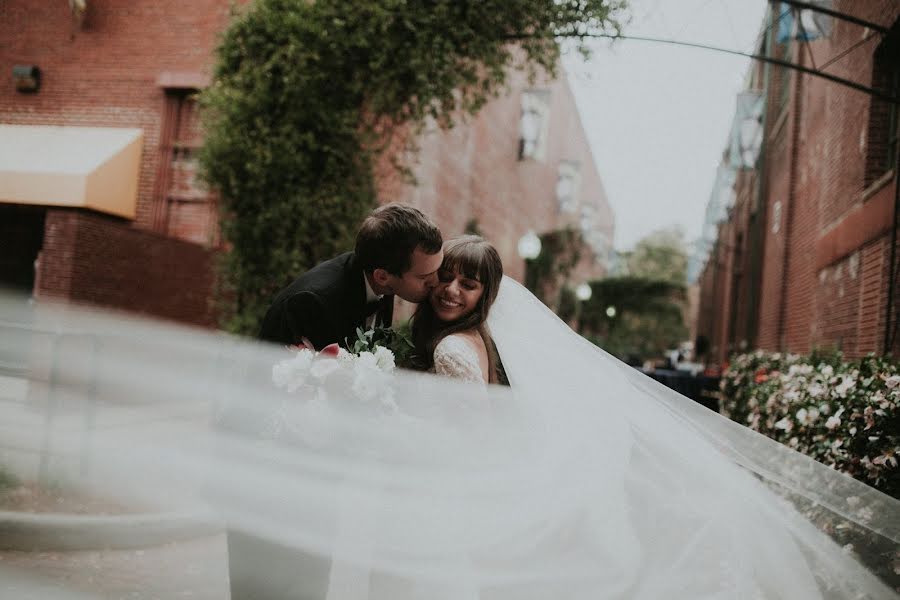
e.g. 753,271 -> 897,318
258,203 -> 444,349
229,204 -> 443,600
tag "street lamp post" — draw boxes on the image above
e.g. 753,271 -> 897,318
573,282 -> 592,334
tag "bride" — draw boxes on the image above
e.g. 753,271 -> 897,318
2,236 -> 897,599
410,235 -> 504,385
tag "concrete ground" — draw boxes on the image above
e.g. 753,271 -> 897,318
0,534 -> 229,600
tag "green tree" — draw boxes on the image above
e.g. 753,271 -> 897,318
580,276 -> 687,360
200,0 -> 626,333
625,226 -> 688,286
524,227 -> 583,310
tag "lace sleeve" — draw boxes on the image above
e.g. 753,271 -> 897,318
433,335 -> 486,384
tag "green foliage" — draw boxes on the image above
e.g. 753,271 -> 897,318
624,226 -> 688,285
349,325 -> 415,367
524,227 -> 583,308
580,276 -> 687,360
557,285 -> 578,323
200,0 -> 626,333
722,351 -> 900,498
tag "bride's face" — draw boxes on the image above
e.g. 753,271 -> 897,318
430,267 -> 484,322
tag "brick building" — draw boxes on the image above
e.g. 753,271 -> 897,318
0,1 -> 613,328
696,1 -> 900,366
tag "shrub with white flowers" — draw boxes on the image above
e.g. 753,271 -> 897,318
721,351 -> 899,498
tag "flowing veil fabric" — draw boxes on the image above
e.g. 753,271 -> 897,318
0,280 -> 898,599
487,276 -> 899,599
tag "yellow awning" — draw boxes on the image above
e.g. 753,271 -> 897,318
0,125 -> 143,219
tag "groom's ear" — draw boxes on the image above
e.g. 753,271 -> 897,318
371,268 -> 392,287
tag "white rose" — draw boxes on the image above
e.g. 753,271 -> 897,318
825,415 -> 841,430
373,346 -> 396,373
356,351 -> 378,370
774,417 -> 793,432
272,350 -> 314,392
309,358 -> 341,381
821,365 -> 834,378
885,375 -> 900,389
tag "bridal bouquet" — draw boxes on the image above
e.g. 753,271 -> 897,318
265,327 -> 413,443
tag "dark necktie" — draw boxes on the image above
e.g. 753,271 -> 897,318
365,300 -> 382,317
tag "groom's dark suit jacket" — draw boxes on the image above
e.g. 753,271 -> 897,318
258,252 -> 394,349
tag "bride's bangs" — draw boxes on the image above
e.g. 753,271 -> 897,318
443,242 -> 486,283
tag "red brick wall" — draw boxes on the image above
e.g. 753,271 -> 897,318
38,209 -> 216,326
700,2 -> 900,360
2,1 -> 612,327
0,0 -> 231,231
377,67 -> 614,285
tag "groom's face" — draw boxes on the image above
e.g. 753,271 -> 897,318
385,247 -> 444,303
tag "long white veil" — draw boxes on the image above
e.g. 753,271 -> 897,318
0,278 -> 897,599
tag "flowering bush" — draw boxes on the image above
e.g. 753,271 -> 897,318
721,351 -> 899,498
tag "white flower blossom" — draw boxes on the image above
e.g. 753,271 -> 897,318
774,417 -> 793,432
309,358 -> 341,381
885,374 -> 900,389
795,408 -> 808,424
336,348 -> 355,364
820,365 -> 834,378
351,370 -> 380,402
272,349 -> 315,392
807,383 -> 825,398
373,346 -> 396,373
356,351 -> 378,370
834,376 -> 856,398
825,415 -> 841,430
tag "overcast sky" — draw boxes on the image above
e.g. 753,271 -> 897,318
563,0 -> 768,251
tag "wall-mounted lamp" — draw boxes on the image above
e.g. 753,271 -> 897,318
13,65 -> 41,94
517,230 -> 542,260
575,283 -> 593,302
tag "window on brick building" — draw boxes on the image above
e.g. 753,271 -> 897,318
519,90 -> 551,161
555,161 -> 580,214
579,203 -> 595,237
152,87 -> 218,246
864,21 -> 900,186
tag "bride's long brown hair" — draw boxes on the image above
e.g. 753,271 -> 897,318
411,236 -> 503,383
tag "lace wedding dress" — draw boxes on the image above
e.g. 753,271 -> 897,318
432,335 -> 487,384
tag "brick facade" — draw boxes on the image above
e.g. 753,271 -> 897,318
697,1 -> 900,365
1,0 -> 611,328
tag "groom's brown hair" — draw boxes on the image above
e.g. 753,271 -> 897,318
355,204 -> 442,275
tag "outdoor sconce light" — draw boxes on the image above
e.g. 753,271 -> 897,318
13,65 -> 41,93
518,230 -> 542,260
575,283 -> 593,302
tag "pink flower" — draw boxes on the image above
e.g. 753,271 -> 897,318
320,343 -> 342,358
